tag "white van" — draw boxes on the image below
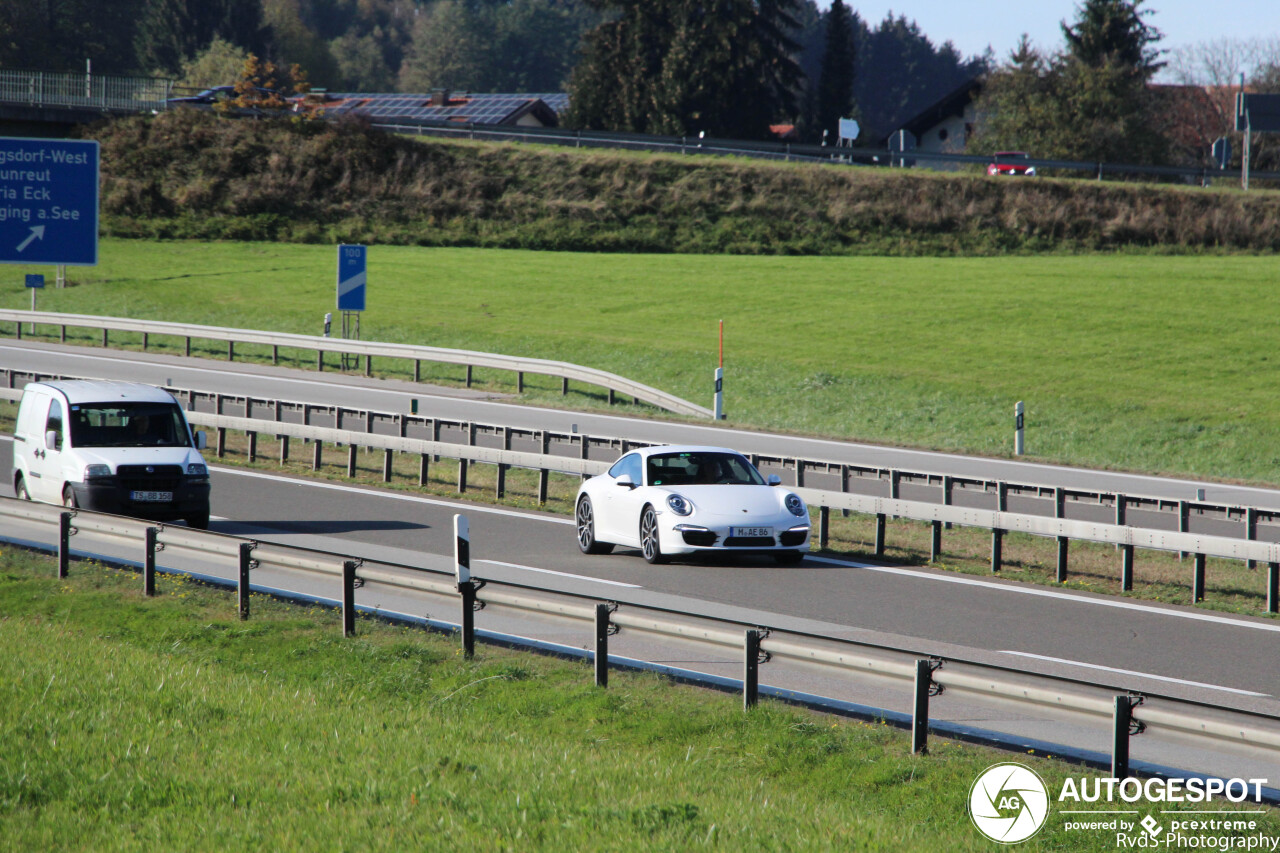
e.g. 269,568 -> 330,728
12,380 -> 211,528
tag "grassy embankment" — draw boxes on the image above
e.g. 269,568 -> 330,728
1,545 -> 1275,850
86,110 -> 1280,255
5,242 -> 1280,617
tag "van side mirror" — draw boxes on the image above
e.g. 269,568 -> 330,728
615,473 -> 636,489
767,474 -> 782,486
194,430 -> 207,451
45,430 -> 60,451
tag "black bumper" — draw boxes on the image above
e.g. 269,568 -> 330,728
69,478 -> 210,522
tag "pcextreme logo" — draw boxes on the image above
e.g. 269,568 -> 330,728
969,763 -> 1052,844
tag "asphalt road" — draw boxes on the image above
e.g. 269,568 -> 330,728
5,341 -> 1280,779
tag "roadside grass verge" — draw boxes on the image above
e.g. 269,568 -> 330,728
7,240 -> 1280,487
1,546 -> 1274,851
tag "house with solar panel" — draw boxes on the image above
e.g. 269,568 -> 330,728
294,90 -> 567,128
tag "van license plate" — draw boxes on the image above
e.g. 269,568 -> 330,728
731,527 -> 772,538
131,491 -> 173,502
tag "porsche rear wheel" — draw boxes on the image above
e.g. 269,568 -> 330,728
640,505 -> 666,565
576,496 -> 613,555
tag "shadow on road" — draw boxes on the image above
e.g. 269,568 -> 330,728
211,519 -> 429,536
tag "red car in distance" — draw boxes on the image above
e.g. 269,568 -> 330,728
987,151 -> 1036,176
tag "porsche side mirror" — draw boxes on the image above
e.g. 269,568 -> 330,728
767,474 -> 782,486
616,474 -> 636,489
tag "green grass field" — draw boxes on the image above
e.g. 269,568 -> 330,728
2,546 -> 1275,850
6,239 -> 1280,485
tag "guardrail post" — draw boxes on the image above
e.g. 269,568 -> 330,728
1193,553 -> 1206,603
1121,545 -> 1135,591
538,432 -> 550,505
317,349 -> 324,371
1057,537 -> 1069,583
60,324 -> 66,342
1247,508 -> 1258,569
342,560 -> 358,637
142,332 -> 148,350
1115,493 -> 1126,526
795,459 -> 804,488
608,388 -> 616,406
383,449 -> 393,483
365,354 -> 371,377
457,459 -> 468,493
930,520 -> 942,562
238,542 -> 255,621
101,328 -> 107,347
1112,694 -> 1144,780
144,526 -> 159,597
465,365 -> 472,388
997,481 -> 1008,512
889,469 -> 900,500
312,440 -> 322,470
495,464 -> 506,499
346,444 -> 357,478
14,321 -> 20,340
184,336 -> 190,357
874,514 -> 886,557
912,659 -> 941,754
227,340 -> 234,361
840,465 -> 850,517
414,359 -> 420,382
561,376 -> 568,395
1055,487 -> 1065,519
942,476 -> 953,530
272,344 -> 278,365
216,427 -> 226,458
517,371 -> 524,393
595,603 -> 614,688
58,511 -> 74,578
279,435 -> 289,464
743,629 -> 766,711
1179,500 -> 1190,560
991,529 -> 1003,573
247,431 -> 257,462
419,454 -> 429,486
818,506 -> 829,549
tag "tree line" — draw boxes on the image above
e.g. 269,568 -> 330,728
0,0 -> 983,143
1,0 -> 1273,166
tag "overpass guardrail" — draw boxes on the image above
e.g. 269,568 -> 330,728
0,310 -> 713,419
2,494 -> 1278,789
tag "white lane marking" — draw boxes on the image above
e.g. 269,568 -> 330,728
997,651 -> 1268,697
210,465 -> 575,525
805,554 -> 1280,634
479,559 -> 641,589
7,345 -> 1270,504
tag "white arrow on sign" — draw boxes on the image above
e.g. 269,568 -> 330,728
16,225 -> 46,253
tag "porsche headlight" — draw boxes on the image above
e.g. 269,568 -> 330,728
666,494 -> 693,516
784,493 -> 806,517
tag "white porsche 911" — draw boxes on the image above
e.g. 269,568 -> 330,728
575,445 -> 811,565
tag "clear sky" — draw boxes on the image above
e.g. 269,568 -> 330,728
824,1 -> 1280,65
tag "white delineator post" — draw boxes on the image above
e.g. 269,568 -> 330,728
713,319 -> 725,420
1015,401 -> 1025,456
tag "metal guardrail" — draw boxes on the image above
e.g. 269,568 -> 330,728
3,495 -> 1278,784
6,367 -> 1280,612
0,310 -> 713,419
0,69 -> 172,113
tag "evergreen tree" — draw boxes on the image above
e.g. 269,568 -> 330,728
135,0 -> 265,75
1062,0 -> 1163,76
0,0 -> 146,73
566,0 -> 805,140
815,0 -> 856,143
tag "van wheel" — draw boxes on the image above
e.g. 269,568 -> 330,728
15,477 -> 30,501
62,485 -> 78,508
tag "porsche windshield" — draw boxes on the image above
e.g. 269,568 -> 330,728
646,452 -> 765,486
69,402 -> 190,448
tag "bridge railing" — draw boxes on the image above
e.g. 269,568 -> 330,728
0,68 -> 172,113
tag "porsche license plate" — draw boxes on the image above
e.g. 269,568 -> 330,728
131,490 -> 173,502
731,526 -> 772,538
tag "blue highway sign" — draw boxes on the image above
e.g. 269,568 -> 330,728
337,244 -> 366,311
25,274 -> 44,288
0,137 -> 99,266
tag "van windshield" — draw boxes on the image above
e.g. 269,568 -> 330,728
68,402 -> 191,448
